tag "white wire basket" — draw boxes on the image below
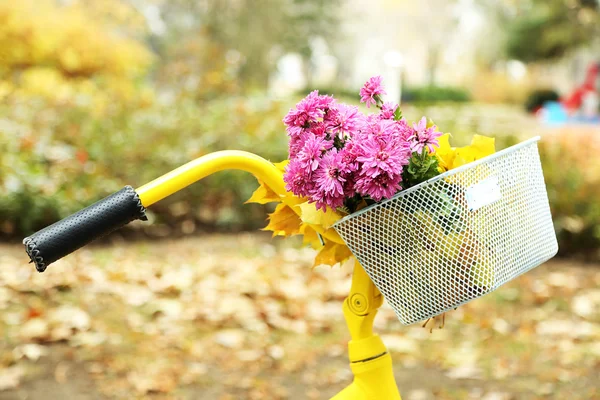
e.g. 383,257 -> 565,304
333,136 -> 558,325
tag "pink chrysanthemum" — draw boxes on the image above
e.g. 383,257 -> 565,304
283,90 -> 325,137
380,102 -> 398,120
284,158 -> 313,197
311,149 -> 349,211
355,113 -> 379,138
360,76 -> 386,108
295,133 -> 333,172
356,133 -> 410,179
410,117 -> 442,153
339,141 -> 360,172
315,93 -> 336,110
288,133 -> 304,158
309,121 -> 327,138
394,118 -> 414,141
354,172 -> 403,201
326,103 -> 362,139
365,119 -> 398,143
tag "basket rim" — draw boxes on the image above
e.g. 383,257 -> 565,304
333,135 -> 541,227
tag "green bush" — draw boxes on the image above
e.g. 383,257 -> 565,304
0,96 -> 290,238
296,87 -> 358,102
524,89 -> 560,113
539,129 -> 600,261
403,86 -> 471,103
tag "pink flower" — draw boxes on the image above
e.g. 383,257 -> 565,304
309,121 -> 327,138
410,117 -> 442,153
326,103 -> 362,139
360,76 -> 386,108
311,149 -> 349,210
288,133 -> 304,158
363,119 -> 398,144
356,133 -> 410,178
355,172 -> 403,201
284,158 -> 313,197
295,133 -> 333,172
380,102 -> 398,120
394,118 -> 414,141
315,93 -> 336,110
339,141 -> 360,172
355,113 -> 379,138
283,90 -> 325,137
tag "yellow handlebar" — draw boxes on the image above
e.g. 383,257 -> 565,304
136,150 -> 287,207
135,150 -> 345,244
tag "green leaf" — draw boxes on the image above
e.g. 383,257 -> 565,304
402,151 -> 441,190
394,106 -> 403,121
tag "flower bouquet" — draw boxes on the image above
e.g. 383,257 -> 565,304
248,77 -> 558,325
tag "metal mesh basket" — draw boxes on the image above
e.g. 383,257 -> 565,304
333,136 -> 558,325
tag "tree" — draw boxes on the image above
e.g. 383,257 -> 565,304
0,0 -> 153,107
147,0 -> 344,92
503,0 -> 600,63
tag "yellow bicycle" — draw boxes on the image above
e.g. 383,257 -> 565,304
24,136 -> 558,399
24,150 -> 402,399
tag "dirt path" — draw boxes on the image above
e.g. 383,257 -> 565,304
1,234 -> 599,399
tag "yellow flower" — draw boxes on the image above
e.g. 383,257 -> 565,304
435,134 -> 495,172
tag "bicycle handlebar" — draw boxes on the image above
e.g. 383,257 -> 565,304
23,186 -> 147,272
23,150 -> 344,272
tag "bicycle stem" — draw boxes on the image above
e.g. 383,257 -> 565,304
332,261 -> 402,399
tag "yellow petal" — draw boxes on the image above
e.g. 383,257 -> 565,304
312,241 -> 353,268
262,203 -> 302,236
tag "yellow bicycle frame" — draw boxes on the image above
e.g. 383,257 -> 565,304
136,151 -> 402,400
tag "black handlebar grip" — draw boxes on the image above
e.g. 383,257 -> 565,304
23,186 -> 147,272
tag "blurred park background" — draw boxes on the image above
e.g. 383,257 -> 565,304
0,0 -> 599,399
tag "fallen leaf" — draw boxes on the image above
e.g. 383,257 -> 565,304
19,318 -> 49,341
54,363 -> 69,384
49,306 -> 90,331
128,369 -> 177,394
15,343 -> 48,361
268,345 -> 285,360
445,364 -> 482,380
379,335 -> 417,354
0,366 -> 23,391
214,329 -> 246,349
571,289 -> 600,319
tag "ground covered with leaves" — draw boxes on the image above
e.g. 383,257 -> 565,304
1,234 -> 599,399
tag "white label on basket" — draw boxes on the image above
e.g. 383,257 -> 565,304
466,176 -> 501,211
